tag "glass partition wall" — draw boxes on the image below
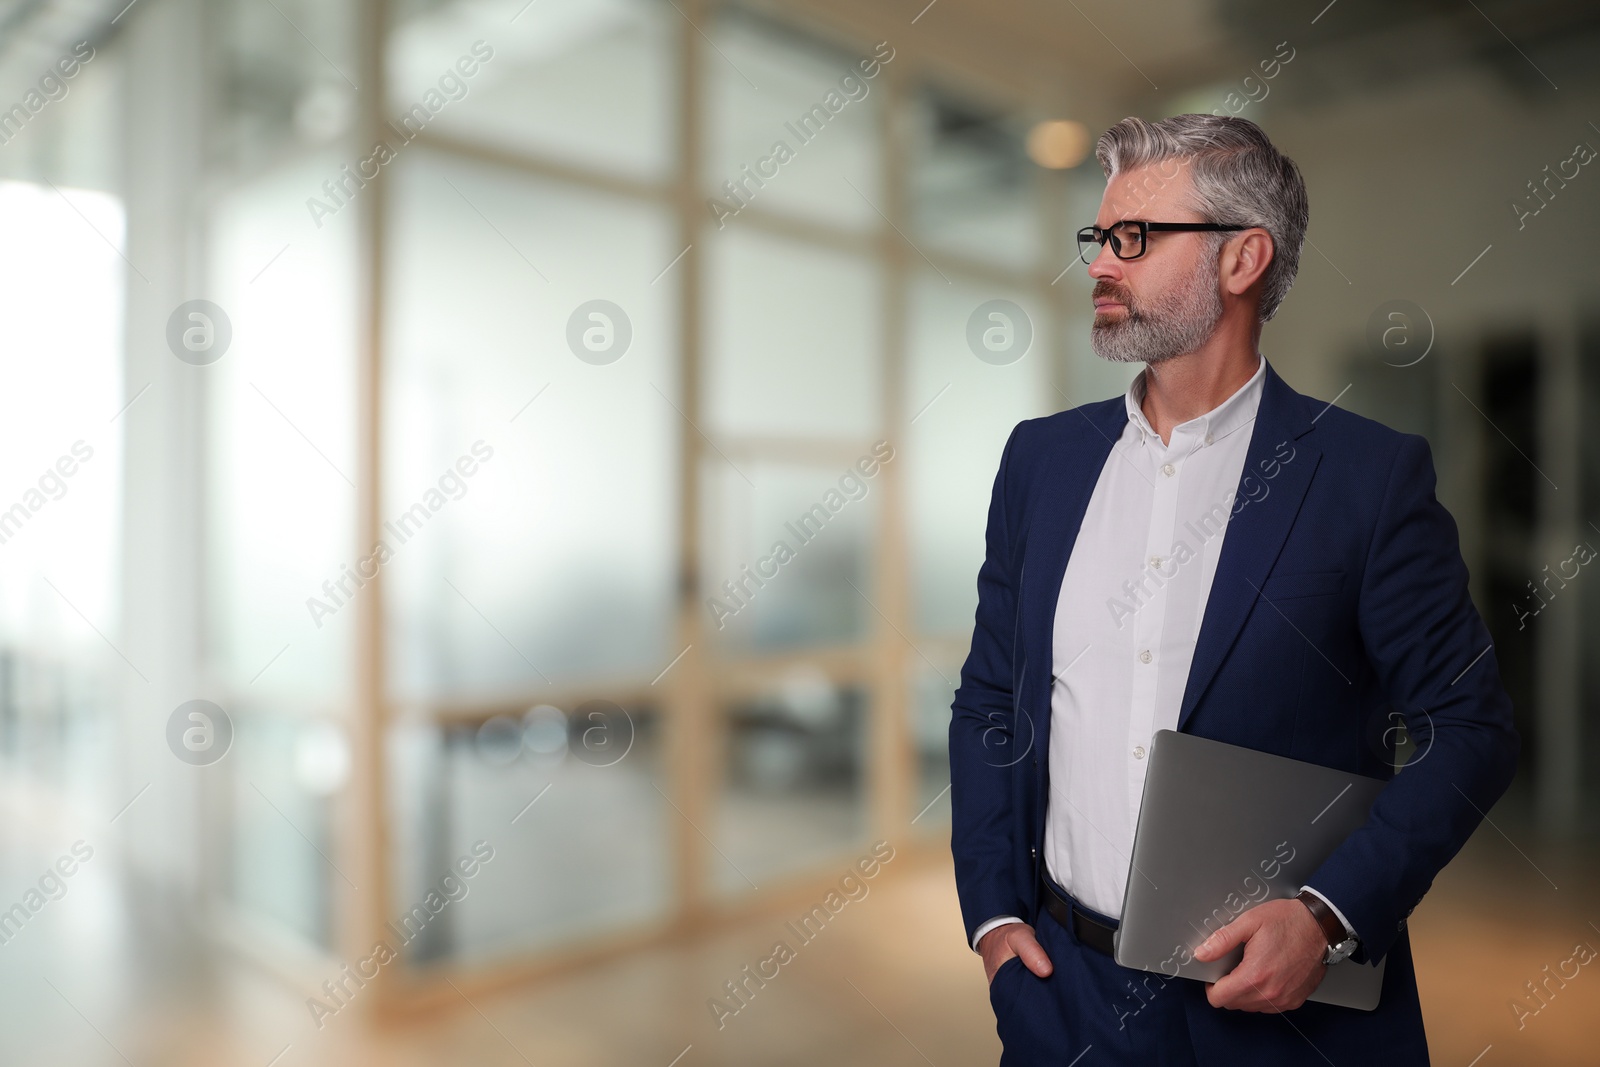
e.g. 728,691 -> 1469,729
201,0 -> 1088,1004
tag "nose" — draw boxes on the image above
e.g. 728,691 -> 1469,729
1086,240 -> 1123,282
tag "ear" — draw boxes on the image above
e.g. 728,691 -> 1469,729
1220,228 -> 1275,301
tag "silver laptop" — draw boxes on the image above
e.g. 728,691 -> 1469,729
1112,729 -> 1388,1011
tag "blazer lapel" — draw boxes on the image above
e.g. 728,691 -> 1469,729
1176,360 -> 1322,731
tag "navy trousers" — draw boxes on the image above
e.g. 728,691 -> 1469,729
987,880 -> 1431,1066
989,885 -> 1200,1066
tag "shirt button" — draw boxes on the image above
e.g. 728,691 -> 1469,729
1161,463 -> 1175,477
1133,745 -> 1146,759
1149,555 -> 1163,570
1204,432 -> 1214,446
1138,649 -> 1152,664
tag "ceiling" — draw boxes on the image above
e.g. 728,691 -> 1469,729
768,0 -> 1600,116
2,0 -> 1596,135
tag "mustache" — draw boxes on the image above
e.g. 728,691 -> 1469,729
1092,280 -> 1135,309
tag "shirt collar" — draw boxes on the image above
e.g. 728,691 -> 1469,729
1124,354 -> 1267,448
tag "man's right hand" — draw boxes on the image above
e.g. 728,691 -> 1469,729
979,923 -> 1054,984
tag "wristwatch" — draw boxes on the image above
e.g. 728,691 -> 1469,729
1295,890 -> 1359,966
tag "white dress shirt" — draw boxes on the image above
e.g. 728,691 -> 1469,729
973,355 -> 1354,951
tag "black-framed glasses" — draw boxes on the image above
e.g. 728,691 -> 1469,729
1076,220 -> 1248,264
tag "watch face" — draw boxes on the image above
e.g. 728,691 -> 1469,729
1326,938 -> 1358,964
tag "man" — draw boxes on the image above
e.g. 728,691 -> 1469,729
948,114 -> 1518,1065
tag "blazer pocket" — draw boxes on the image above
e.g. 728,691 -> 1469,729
1261,568 -> 1345,600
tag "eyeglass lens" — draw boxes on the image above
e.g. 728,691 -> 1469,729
1077,221 -> 1147,264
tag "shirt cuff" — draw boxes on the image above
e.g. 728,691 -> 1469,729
971,915 -> 1025,953
1298,884 -> 1356,942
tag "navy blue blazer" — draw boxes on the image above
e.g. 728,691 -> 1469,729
950,358 -> 1519,1059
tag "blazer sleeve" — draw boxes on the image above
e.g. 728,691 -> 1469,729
949,421 -> 1030,948
1304,433 -> 1520,965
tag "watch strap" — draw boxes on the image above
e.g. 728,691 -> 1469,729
1295,889 -> 1349,950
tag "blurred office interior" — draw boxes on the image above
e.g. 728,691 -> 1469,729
0,0 -> 1598,1063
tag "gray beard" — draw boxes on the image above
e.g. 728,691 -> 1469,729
1089,259 -> 1224,366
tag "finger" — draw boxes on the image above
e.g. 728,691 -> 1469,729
1206,972 -> 1240,1008
1205,981 -> 1236,1010
1194,915 -> 1255,961
1010,929 -> 1054,977
983,941 -> 1017,983
1194,912 -> 1258,961
1207,978 -> 1268,1013
1221,965 -> 1298,1014
1206,955 -> 1267,1010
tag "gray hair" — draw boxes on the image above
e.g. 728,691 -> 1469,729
1094,115 -> 1308,322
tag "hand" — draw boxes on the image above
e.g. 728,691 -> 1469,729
1192,898 -> 1329,1012
979,923 -> 1053,984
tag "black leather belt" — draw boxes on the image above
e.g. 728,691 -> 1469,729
1040,876 -> 1117,957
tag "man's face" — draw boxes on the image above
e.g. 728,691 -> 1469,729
1086,162 -> 1224,365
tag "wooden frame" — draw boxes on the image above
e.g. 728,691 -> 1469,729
200,0 -> 1077,1012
